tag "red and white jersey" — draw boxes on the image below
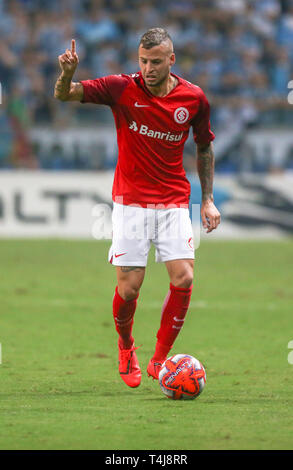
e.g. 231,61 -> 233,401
81,72 -> 215,207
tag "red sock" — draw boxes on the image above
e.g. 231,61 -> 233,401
153,283 -> 192,361
112,286 -> 138,349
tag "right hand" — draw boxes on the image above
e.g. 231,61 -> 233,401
58,39 -> 79,77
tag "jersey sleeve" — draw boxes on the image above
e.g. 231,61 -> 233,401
80,74 -> 130,106
191,89 -> 215,145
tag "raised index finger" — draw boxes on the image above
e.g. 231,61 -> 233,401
71,39 -> 76,54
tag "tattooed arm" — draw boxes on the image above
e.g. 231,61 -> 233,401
54,74 -> 83,102
196,142 -> 221,233
54,39 -> 83,102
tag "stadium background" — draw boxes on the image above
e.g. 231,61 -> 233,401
0,0 -> 293,239
1,0 -> 293,452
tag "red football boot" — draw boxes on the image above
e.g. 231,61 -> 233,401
147,358 -> 163,380
118,342 -> 141,388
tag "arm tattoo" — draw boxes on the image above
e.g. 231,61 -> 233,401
196,142 -> 215,202
54,74 -> 72,101
120,267 -> 144,273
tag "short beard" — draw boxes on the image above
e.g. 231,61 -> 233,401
145,71 -> 169,87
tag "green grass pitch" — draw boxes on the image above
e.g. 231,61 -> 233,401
0,239 -> 293,450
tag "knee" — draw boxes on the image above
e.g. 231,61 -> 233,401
118,284 -> 140,302
171,268 -> 194,289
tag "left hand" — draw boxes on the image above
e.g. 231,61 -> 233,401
201,199 -> 221,233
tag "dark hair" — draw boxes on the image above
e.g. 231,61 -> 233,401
139,28 -> 173,49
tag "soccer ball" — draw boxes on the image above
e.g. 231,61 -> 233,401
158,354 -> 206,400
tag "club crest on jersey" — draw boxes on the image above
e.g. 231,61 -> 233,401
174,107 -> 189,124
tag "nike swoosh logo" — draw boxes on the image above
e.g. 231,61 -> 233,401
134,102 -> 150,107
114,253 -> 127,258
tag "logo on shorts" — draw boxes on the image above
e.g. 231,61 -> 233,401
188,237 -> 194,250
114,252 -> 127,258
174,107 -> 189,124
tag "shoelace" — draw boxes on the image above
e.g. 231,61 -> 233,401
119,345 -> 141,368
154,362 -> 162,374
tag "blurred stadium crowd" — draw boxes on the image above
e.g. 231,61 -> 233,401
0,0 -> 292,170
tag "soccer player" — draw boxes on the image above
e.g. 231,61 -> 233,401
54,28 -> 220,388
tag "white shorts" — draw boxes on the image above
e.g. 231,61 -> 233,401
108,203 -> 195,266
